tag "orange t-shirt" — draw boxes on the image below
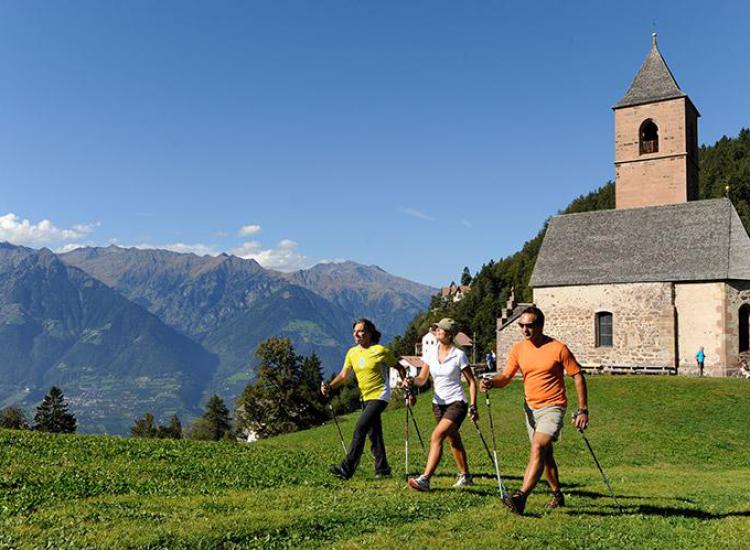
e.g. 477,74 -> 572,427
503,337 -> 582,409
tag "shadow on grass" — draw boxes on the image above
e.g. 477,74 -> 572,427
431,472 -> 524,482
565,489 -> 694,503
570,504 -> 750,520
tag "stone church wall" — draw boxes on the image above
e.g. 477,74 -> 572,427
496,317 -> 521,371
674,282 -> 726,376
530,283 -> 677,368
724,280 -> 750,376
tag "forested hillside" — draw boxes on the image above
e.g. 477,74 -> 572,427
392,129 -> 750,357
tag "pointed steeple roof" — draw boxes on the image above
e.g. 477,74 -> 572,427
614,34 -> 686,109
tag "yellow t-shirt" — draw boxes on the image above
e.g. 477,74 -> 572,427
342,344 -> 397,402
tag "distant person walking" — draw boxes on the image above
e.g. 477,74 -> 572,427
405,318 -> 479,491
486,350 -> 497,372
696,347 -> 706,377
321,319 -> 403,480
481,306 -> 589,515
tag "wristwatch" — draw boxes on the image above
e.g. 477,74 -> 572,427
576,408 -> 589,416
469,404 -> 478,414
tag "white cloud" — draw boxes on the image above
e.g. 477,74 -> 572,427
461,219 -> 473,228
232,239 -> 309,271
400,207 -> 434,221
0,213 -> 98,246
56,243 -> 87,254
238,224 -> 262,236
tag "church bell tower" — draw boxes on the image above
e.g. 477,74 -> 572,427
613,34 -> 700,209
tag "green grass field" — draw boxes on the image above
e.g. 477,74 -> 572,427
1,377 -> 748,549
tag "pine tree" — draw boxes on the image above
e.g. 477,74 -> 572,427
299,353 -> 328,424
33,386 -> 77,433
130,412 -> 158,438
195,395 -> 232,441
156,415 -> 182,439
461,266 -> 473,286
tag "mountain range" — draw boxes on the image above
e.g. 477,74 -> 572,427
0,243 -> 435,433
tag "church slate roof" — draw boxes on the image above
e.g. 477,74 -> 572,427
613,34 -> 686,109
530,199 -> 750,288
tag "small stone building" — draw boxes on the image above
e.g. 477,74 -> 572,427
496,35 -> 749,377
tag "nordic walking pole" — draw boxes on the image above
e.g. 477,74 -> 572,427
470,416 -> 496,469
483,383 -> 509,498
405,388 -> 425,451
574,413 -> 624,513
328,402 -> 347,456
321,383 -> 347,456
404,390 -> 410,482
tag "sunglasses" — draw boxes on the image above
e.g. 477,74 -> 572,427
517,322 -> 536,329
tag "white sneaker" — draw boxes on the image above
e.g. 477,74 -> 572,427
453,474 -> 474,487
407,475 -> 431,492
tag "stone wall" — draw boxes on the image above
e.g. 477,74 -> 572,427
530,283 -> 677,368
496,318 -> 521,371
724,280 -> 750,376
674,282 -> 726,376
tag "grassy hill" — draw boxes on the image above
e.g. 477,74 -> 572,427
1,377 -> 748,548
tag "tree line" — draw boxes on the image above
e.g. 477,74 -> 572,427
0,386 -> 77,433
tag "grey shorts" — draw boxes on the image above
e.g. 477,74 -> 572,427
524,402 -> 567,442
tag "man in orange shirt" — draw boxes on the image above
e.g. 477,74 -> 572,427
481,306 -> 588,515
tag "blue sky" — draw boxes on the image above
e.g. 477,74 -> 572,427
1,1 -> 748,287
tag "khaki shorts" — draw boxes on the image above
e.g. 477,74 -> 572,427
524,402 -> 566,442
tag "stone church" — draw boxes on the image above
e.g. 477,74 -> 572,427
496,35 -> 750,377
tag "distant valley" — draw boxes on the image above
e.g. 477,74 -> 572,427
0,243 -> 435,433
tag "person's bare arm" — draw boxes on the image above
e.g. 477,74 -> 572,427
321,368 -> 350,397
410,364 -> 431,387
462,367 -> 479,420
572,372 -> 589,430
479,370 -> 514,391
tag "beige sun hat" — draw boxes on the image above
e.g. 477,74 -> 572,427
431,317 -> 462,346
432,317 -> 458,334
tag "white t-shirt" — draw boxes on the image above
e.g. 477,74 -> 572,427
422,345 -> 470,405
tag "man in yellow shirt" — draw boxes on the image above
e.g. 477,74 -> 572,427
481,306 -> 589,514
322,319 -> 404,479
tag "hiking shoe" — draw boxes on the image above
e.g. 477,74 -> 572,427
503,490 -> 527,515
328,465 -> 350,480
453,473 -> 474,487
407,475 -> 431,492
546,490 -> 565,509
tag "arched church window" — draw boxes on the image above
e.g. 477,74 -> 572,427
739,304 -> 750,352
595,312 -> 613,347
639,120 -> 659,154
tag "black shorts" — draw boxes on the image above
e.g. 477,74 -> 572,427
432,401 -> 468,426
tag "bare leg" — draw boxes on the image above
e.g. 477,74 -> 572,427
521,431 -> 554,494
447,430 -> 469,475
422,418 -> 458,478
543,443 -> 560,492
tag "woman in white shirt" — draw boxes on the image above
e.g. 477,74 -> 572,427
405,317 -> 478,492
